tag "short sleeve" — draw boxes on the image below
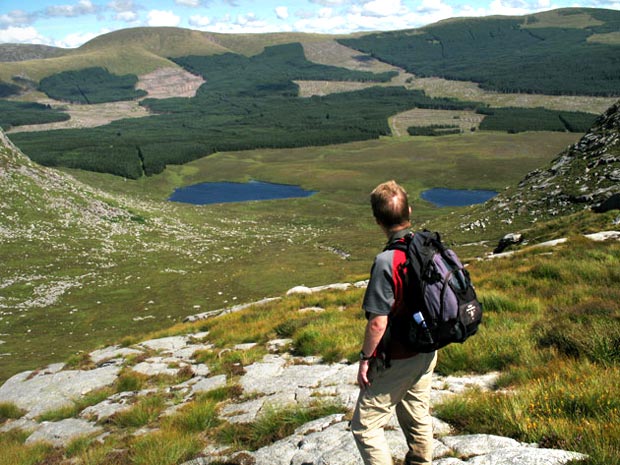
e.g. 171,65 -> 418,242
362,250 -> 395,316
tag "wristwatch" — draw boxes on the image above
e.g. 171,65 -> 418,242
359,350 -> 372,361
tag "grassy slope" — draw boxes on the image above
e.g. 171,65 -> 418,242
0,129 -> 580,382
0,28 -> 342,82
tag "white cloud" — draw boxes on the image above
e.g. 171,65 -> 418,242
294,9 -> 316,19
309,0 -> 351,5
487,0 -> 531,15
0,10 -> 36,27
318,8 -> 334,18
189,15 -> 211,27
236,12 -> 259,26
147,10 -> 181,27
275,6 -> 289,20
175,0 -> 202,6
55,30 -> 105,48
293,13 -> 348,34
362,0 -> 406,17
115,11 -> 139,22
0,26 -> 49,44
45,0 -> 98,18
107,0 -> 135,11
208,12 -> 293,33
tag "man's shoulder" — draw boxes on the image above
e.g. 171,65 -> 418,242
372,248 -> 395,268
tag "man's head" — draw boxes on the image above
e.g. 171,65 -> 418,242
370,180 -> 411,231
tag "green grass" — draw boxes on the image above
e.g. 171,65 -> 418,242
215,402 -> 346,451
0,127 -> 589,384
129,430 -> 202,465
0,402 -> 25,422
35,387 -> 114,422
431,238 -> 620,465
110,394 -> 166,428
164,397 -> 221,433
0,430 -> 56,465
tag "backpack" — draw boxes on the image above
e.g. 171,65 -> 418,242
385,230 -> 482,353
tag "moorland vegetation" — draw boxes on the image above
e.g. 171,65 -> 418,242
4,9 -> 618,178
339,8 -> 620,96
0,7 -> 619,465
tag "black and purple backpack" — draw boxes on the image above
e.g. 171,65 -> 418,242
386,230 -> 482,353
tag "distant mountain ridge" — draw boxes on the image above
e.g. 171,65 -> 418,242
1,7 -> 619,86
0,43 -> 68,62
339,8 -> 620,96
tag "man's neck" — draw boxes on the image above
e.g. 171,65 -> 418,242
383,223 -> 411,240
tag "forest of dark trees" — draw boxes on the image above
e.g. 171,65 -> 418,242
339,9 -> 620,96
477,107 -> 597,133
0,100 -> 69,130
38,67 -> 147,104
2,39 -> 603,178
8,43 -> 478,178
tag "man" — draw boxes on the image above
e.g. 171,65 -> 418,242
351,180 -> 437,465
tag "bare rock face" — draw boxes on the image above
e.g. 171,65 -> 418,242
0,365 -> 120,419
470,100 -> 620,228
0,291 -> 591,463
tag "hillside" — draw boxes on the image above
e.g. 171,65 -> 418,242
339,8 -> 620,96
0,44 -> 68,62
453,99 -> 620,239
0,8 -> 617,182
0,28 -> 341,82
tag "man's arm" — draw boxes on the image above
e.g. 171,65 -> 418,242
357,313 -> 388,389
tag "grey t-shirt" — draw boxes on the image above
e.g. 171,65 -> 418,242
362,249 -> 397,316
362,229 -> 411,316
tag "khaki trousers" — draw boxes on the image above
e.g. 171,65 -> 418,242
351,351 -> 437,465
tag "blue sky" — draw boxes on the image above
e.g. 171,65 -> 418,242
1,0 -> 619,48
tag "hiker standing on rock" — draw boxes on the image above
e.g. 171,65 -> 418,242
352,180 -> 437,465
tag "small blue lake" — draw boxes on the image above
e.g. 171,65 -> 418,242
168,180 -> 316,205
421,188 -> 498,207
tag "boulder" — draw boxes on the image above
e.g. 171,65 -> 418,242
25,418 -> 102,447
286,285 -> 312,295
493,233 -> 523,254
0,365 -> 120,418
592,193 -> 620,213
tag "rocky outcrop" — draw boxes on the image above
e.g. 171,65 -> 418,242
0,297 -> 587,465
462,100 -> 620,230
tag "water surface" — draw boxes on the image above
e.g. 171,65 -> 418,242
421,188 -> 497,207
168,180 -> 316,205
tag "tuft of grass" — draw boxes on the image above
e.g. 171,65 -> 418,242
535,308 -> 620,366
129,429 -> 203,465
110,394 -> 166,429
36,404 -> 81,422
434,358 -> 620,465
193,347 -> 265,378
64,351 -> 96,371
115,370 -> 149,393
215,401 -> 346,451
0,402 -> 25,422
0,430 -> 56,465
65,433 -> 98,458
197,384 -> 244,403
164,397 -> 221,433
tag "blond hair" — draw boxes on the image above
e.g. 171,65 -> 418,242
370,180 -> 410,229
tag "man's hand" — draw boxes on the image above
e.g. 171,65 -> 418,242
357,359 -> 371,389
